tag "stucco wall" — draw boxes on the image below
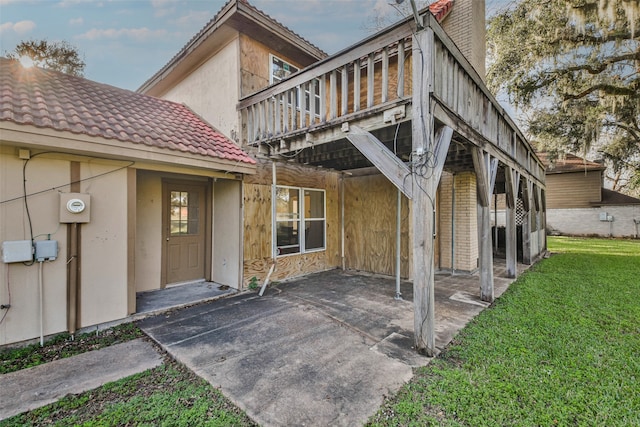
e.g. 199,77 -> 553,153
0,150 -> 69,345
547,206 -> 640,238
162,38 -> 240,140
78,162 -> 129,327
135,171 -> 163,293
0,150 -> 130,344
213,179 -> 242,287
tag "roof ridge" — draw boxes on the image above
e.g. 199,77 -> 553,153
137,0 -> 326,93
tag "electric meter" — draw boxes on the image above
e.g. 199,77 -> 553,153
66,198 -> 86,213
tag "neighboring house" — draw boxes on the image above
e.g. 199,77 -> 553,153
0,58 -> 255,345
538,152 -> 640,238
1,0 -> 546,354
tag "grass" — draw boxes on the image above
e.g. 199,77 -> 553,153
0,322 -> 144,374
2,237 -> 638,426
0,359 -> 257,427
368,237 -> 640,426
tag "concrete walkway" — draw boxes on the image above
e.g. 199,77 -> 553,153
0,338 -> 162,420
1,262 -> 525,424
139,266 -> 524,426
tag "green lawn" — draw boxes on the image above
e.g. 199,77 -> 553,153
2,237 -> 638,426
1,360 -> 256,427
369,236 -> 640,426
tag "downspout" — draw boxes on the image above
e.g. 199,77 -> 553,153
272,161 -> 277,260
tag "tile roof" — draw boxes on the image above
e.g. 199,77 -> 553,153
0,58 -> 255,166
537,152 -> 605,174
429,0 -> 455,22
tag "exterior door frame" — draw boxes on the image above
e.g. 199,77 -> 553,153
161,178 -> 212,288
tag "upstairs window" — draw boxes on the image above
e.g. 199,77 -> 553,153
270,54 -> 320,117
276,186 -> 325,256
271,55 -> 298,84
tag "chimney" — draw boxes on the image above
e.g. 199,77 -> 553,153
439,0 -> 486,79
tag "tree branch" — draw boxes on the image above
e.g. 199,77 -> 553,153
563,84 -> 637,100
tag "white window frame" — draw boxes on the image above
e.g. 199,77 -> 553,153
269,54 -> 320,118
275,185 -> 326,257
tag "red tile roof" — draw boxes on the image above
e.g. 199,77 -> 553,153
0,58 -> 255,166
537,152 -> 605,174
429,0 -> 455,22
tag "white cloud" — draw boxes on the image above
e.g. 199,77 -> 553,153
151,0 -> 179,17
172,10 -> 211,28
0,20 -> 36,35
150,0 -> 178,8
78,27 -> 169,42
69,17 -> 84,25
56,0 -> 94,7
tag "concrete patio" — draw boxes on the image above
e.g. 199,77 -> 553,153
138,261 -> 527,426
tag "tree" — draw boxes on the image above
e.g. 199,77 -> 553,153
363,0 -> 431,33
6,40 -> 85,77
487,0 -> 640,196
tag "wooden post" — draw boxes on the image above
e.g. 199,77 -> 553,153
504,167 -> 519,278
411,27 -> 435,356
521,179 -> 532,265
472,148 -> 495,302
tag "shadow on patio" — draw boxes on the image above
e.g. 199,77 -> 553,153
138,260 -> 529,426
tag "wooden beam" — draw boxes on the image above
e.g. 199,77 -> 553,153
505,167 -> 519,278
345,125 -> 413,199
471,148 -> 490,207
472,148 -> 495,302
432,126 -> 453,184
411,27 -> 436,357
397,39 -> 405,98
477,200 -> 494,302
432,100 -> 544,188
522,179 -> 533,265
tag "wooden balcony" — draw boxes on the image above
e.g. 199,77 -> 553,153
238,13 -> 545,186
238,12 -> 546,357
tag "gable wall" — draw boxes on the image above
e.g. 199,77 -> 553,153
161,38 -> 241,141
441,0 -> 486,78
546,170 -> 601,209
239,34 -> 310,98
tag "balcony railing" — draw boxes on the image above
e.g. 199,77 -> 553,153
237,14 -> 546,183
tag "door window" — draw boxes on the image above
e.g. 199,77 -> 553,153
170,190 -> 200,236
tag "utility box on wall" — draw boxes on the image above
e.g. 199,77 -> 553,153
1,240 -> 33,263
59,193 -> 91,223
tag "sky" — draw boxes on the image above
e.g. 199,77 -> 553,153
1,0 -> 512,91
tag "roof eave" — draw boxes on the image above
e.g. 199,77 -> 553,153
0,122 -> 257,175
138,0 -> 326,95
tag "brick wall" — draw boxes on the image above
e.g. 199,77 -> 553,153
438,172 -> 454,268
547,206 -> 640,238
454,171 -> 478,271
441,0 -> 486,78
438,171 -> 479,272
